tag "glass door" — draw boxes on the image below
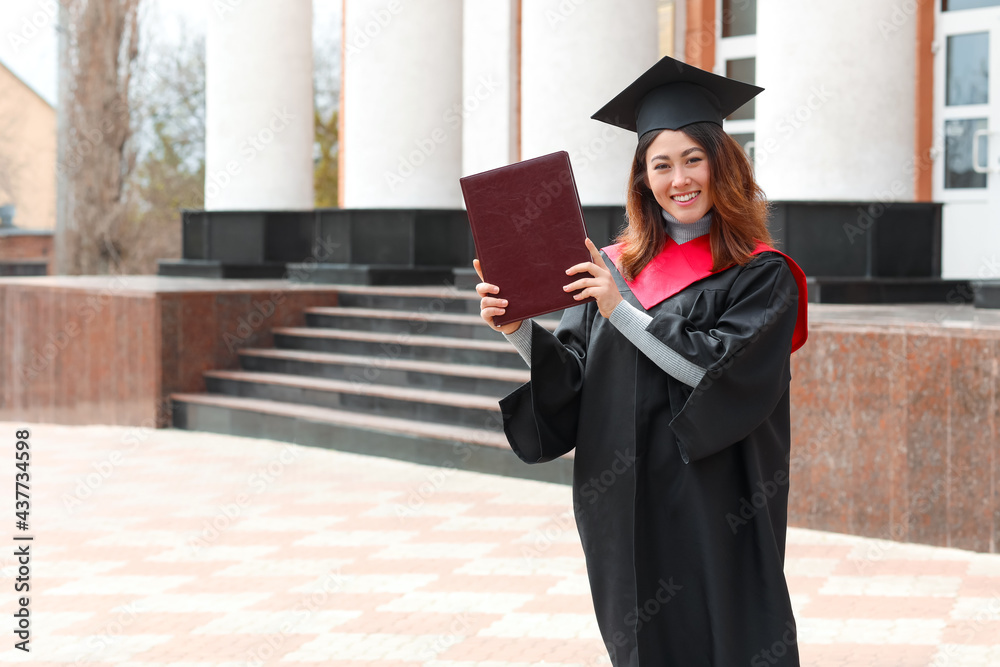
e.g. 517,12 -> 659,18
934,2 -> 1000,278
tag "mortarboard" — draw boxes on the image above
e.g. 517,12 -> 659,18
591,55 -> 763,138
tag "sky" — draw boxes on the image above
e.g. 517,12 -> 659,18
0,0 -> 341,108
0,0 -> 59,105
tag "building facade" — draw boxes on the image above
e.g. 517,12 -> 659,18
0,59 -> 56,231
335,0 -> 999,280
198,1 -> 998,281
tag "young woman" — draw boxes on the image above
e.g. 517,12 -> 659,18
473,57 -> 808,666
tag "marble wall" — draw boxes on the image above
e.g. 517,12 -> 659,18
789,310 -> 1000,554
0,278 -> 341,428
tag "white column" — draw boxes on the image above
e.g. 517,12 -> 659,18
754,0 -> 916,201
521,0 -> 658,206
461,0 -> 518,177
205,1 -> 315,210
342,0 -> 464,208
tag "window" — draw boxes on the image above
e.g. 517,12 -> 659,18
946,33 -> 989,106
943,0 -> 1000,11
717,0 -> 757,160
721,0 -> 756,37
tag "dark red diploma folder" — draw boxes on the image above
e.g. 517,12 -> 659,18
460,151 -> 595,326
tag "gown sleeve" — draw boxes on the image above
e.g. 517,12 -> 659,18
645,254 -> 800,463
497,302 -> 595,464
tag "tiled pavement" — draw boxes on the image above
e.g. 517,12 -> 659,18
0,423 -> 998,666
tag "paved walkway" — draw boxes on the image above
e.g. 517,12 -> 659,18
0,423 -> 998,666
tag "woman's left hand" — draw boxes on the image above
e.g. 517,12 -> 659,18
564,237 -> 623,319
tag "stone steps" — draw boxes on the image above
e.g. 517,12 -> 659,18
237,348 -> 528,396
304,306 -> 558,340
171,392 -> 568,484
203,369 -> 502,429
172,286 -> 568,481
272,326 -> 527,369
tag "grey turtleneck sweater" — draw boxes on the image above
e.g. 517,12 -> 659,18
502,209 -> 712,388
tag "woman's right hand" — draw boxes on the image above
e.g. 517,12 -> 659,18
473,259 -> 523,334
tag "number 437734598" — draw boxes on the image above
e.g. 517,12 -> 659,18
15,429 -> 30,529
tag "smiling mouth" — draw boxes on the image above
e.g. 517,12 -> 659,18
671,191 -> 700,203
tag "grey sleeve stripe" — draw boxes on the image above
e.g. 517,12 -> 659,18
502,320 -> 533,368
608,301 -> 706,388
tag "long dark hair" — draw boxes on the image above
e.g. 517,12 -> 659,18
615,122 -> 772,279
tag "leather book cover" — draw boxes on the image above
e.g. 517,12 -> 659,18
460,151 -> 595,326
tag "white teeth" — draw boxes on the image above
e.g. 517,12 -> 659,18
672,192 -> 699,202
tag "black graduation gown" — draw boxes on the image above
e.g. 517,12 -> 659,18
499,250 -> 802,667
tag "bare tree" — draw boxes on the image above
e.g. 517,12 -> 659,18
57,0 -> 142,274
119,25 -> 205,273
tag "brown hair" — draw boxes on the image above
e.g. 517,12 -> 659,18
615,122 -> 772,280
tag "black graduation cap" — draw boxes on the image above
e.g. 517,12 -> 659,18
591,55 -> 763,138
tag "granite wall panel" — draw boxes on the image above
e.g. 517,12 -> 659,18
904,333 -> 952,547
948,335 -> 995,552
789,329 -> 854,535
787,319 -> 1000,554
847,330 -> 903,541
0,281 -> 341,428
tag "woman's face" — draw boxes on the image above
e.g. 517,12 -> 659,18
644,129 -> 714,224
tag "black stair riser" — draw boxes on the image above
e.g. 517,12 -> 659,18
305,312 -> 504,341
274,334 -> 526,370
172,399 -> 572,485
205,376 -> 502,430
337,292 -> 481,314
239,354 -> 524,397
